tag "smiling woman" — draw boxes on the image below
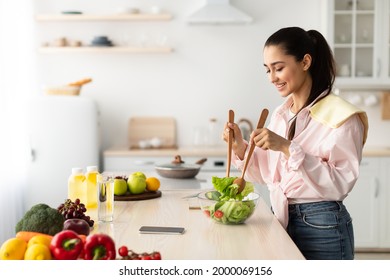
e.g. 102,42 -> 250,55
0,0 -> 35,243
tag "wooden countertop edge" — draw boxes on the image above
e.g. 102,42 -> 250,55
362,148 -> 390,157
103,146 -> 390,157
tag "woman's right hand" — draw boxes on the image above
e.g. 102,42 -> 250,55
222,121 -> 247,160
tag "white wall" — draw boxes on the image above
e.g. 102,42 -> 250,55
32,0 -> 389,157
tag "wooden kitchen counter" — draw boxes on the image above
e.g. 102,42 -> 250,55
362,146 -> 390,157
90,190 -> 305,260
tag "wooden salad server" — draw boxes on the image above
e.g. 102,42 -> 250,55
234,108 -> 269,193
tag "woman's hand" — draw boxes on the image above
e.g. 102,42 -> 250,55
222,122 -> 247,159
251,128 -> 291,157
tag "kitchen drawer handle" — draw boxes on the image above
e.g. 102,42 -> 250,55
134,160 -> 155,165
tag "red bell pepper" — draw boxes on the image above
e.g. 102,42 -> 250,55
50,230 -> 83,260
84,233 -> 116,260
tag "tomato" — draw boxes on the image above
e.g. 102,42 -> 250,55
214,210 -> 224,219
141,254 -> 152,260
117,247 -> 161,260
204,210 -> 210,217
118,246 -> 129,257
151,251 -> 161,260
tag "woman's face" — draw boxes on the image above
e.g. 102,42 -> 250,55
263,45 -> 311,98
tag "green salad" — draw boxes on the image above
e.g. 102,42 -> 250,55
204,176 -> 257,224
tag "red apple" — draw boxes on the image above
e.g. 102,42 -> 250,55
63,218 -> 91,235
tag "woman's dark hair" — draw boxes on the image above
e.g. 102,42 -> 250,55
264,27 -> 336,140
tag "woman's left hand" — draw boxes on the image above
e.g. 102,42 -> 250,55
251,128 -> 291,157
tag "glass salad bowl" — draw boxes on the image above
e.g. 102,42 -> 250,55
197,190 -> 260,225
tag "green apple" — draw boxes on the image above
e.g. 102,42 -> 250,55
129,171 -> 146,180
127,176 -> 146,194
114,177 -> 128,196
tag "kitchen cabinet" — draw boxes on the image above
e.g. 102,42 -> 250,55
103,147 -> 268,204
104,153 -> 229,173
326,0 -> 390,89
344,157 -> 381,249
380,158 -> 390,247
343,157 -> 390,251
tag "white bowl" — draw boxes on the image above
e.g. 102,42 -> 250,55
138,140 -> 151,149
117,7 -> 140,14
150,6 -> 162,14
150,137 -> 162,148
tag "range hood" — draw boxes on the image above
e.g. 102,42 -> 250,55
187,0 -> 253,24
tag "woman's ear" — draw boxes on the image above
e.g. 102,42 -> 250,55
302,54 -> 312,71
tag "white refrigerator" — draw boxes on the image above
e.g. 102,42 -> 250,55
26,95 -> 99,211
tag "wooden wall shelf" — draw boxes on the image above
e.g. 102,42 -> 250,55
35,13 -> 173,22
38,46 -> 173,54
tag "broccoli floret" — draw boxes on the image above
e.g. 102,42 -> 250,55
15,203 -> 64,235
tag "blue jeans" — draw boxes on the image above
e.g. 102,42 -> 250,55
287,201 -> 354,260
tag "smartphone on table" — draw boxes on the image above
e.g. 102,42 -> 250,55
139,226 -> 185,235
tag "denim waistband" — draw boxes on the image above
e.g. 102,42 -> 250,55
288,201 -> 344,217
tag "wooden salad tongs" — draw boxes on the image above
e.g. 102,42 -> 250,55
226,109 -> 235,178
234,108 -> 269,193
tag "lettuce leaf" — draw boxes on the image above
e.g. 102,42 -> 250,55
218,200 -> 256,224
211,176 -> 254,201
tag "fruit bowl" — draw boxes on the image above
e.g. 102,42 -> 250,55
197,190 -> 260,225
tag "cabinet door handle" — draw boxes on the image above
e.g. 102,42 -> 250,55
30,148 -> 36,162
377,59 -> 381,77
374,177 -> 379,198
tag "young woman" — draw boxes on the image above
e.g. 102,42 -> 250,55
224,27 -> 368,260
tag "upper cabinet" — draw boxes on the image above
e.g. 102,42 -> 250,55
326,0 -> 390,89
